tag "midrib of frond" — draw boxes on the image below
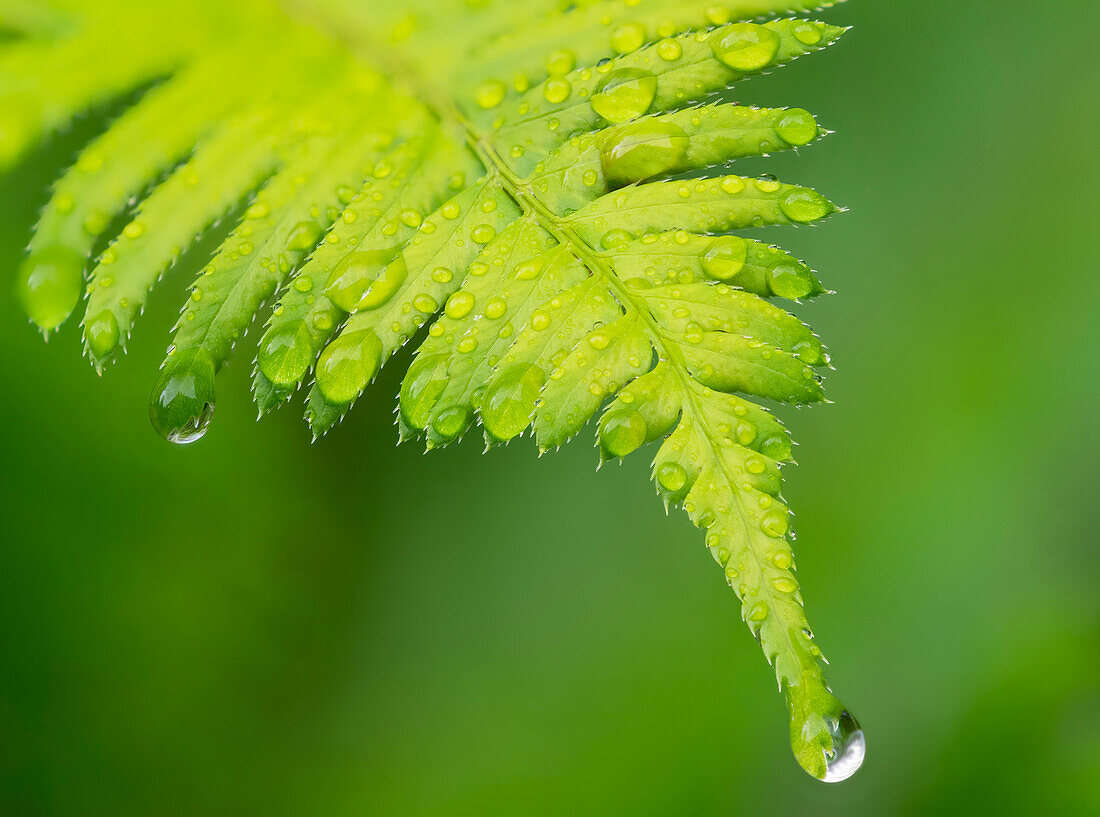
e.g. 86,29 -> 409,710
334,19 -> 821,710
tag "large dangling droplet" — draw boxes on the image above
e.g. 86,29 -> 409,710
149,352 -> 216,444
822,711 -> 865,783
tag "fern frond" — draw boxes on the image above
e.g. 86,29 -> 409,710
2,0 -> 862,782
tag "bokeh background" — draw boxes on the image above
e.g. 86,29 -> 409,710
1,1 -> 1098,814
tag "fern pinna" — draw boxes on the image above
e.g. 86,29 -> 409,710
2,0 -> 863,782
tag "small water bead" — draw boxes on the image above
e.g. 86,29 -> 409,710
755,176 -> 781,194
122,221 -> 145,239
601,228 -> 633,250
482,364 -> 546,441
475,79 -> 506,109
610,22 -> 646,54
656,461 -> 688,492
747,601 -> 769,622
293,276 -> 313,292
701,236 -> 748,281
149,352 -> 216,445
335,185 -> 357,204
792,20 -> 824,46
601,120 -> 689,185
529,309 -> 551,331
656,38 -> 682,61
471,224 -> 496,244
325,249 -> 398,311
772,576 -> 797,594
483,297 -> 507,319
432,267 -> 454,283
599,408 -> 647,458
245,202 -> 270,220
412,293 -> 438,314
315,329 -> 383,404
761,509 -> 789,538
544,77 -> 573,103
771,550 -> 792,570
85,310 -> 120,360
780,188 -> 835,223
591,68 -> 658,124
456,335 -> 478,354
444,291 -> 475,320
441,201 -> 461,219
746,456 -> 767,475
15,245 -> 84,331
711,23 -> 781,72
721,176 -> 746,194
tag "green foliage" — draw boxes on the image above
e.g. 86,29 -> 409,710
0,0 -> 860,781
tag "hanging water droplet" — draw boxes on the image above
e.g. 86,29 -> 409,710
85,309 -> 120,361
482,364 -> 546,441
601,120 -> 688,185
315,329 -> 383,405
822,711 -> 865,783
591,68 -> 658,124
15,245 -> 84,331
780,188 -> 835,223
599,408 -> 647,458
149,352 -> 216,444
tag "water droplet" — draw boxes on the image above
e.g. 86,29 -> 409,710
609,22 -> 646,54
791,20 -> 824,46
656,38 -> 683,61
544,77 -> 573,104
325,249 -> 398,311
444,291 -> 475,320
601,120 -> 688,185
85,309 -> 120,361
258,322 -> 314,387
761,509 -> 789,538
432,404 -> 472,440
286,220 -> 324,254
15,246 -> 84,331
775,108 -> 819,146
591,68 -> 658,124
546,49 -> 576,75
821,711 -> 865,783
356,255 -> 408,310
315,329 -> 383,404
475,79 -> 506,109
747,600 -> 769,622
701,236 -> 748,281
780,189 -> 835,223
401,353 -> 449,429
601,228 -> 633,250
482,364 -> 547,441
149,352 -> 216,444
656,461 -> 688,492
710,23 -> 780,72
483,296 -> 507,319
471,223 -> 496,244
599,408 -> 647,458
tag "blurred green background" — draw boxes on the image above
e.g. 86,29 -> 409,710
1,1 -> 1098,814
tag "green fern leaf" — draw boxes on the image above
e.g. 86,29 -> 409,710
2,0 -> 863,782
